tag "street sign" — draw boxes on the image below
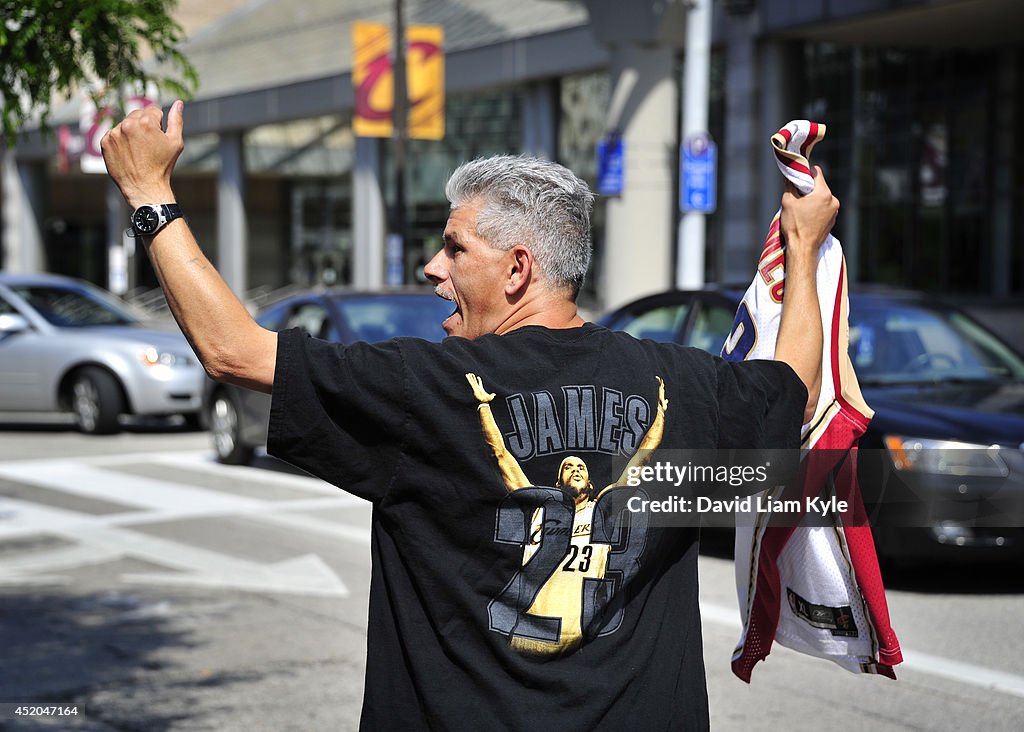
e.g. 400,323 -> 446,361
680,131 -> 717,213
596,133 -> 624,196
386,233 -> 404,287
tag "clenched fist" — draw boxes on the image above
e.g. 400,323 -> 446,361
101,99 -> 185,209
780,165 -> 839,264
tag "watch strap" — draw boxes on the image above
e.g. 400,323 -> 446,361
160,203 -> 183,222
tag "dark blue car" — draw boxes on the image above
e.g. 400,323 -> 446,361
599,287 -> 1024,563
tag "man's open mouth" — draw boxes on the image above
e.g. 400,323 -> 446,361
435,287 -> 461,329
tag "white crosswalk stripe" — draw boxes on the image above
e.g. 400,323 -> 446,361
0,450 -> 369,596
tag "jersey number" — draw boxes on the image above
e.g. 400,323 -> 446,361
722,301 -> 757,362
487,487 -> 649,646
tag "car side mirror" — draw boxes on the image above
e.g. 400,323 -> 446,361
0,313 -> 31,335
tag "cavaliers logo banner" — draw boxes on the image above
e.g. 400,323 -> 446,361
352,21 -> 444,140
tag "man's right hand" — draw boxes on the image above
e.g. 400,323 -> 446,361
101,99 -> 185,209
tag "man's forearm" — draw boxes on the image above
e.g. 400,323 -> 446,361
774,167 -> 838,424
101,101 -> 277,393
774,252 -> 822,423
143,218 -> 276,393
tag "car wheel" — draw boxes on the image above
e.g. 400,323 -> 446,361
209,391 -> 254,465
70,367 -> 124,435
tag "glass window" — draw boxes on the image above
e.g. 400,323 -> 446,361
0,294 -> 17,316
849,302 -> 1024,383
255,302 -> 290,331
334,295 -> 451,343
559,71 -> 610,303
685,302 -> 736,355
802,43 -> 1005,294
285,302 -> 335,340
606,303 -> 689,343
247,116 -> 353,177
9,285 -> 137,327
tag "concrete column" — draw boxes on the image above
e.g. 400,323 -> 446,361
843,47 -> 864,284
600,44 -> 677,311
1,153 -> 46,273
217,131 -> 248,297
676,0 -> 712,290
719,11 -> 760,283
353,136 -> 386,289
521,81 -> 559,159
105,179 -> 131,294
757,41 -> 801,237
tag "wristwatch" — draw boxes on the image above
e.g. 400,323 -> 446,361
128,203 -> 183,238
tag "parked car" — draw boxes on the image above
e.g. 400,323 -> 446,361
599,286 -> 1024,562
0,272 -> 205,433
205,289 -> 453,465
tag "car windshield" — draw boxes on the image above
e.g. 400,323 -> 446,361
849,300 -> 1024,384
10,284 -> 138,327
334,295 -> 452,342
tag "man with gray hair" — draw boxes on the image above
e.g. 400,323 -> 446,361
101,101 -> 836,730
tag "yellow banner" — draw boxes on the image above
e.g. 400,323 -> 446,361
352,22 -> 445,140
406,25 -> 445,140
353,22 -> 393,138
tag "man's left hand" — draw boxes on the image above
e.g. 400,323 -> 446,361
101,100 -> 184,209
780,166 -> 839,261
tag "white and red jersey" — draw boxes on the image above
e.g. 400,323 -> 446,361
724,120 -> 903,681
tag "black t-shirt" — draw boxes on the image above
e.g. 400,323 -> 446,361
268,322 -> 806,731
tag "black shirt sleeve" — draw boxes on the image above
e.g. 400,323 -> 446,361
715,358 -> 807,449
267,327 -> 408,501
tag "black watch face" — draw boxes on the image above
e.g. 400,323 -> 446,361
132,206 -> 161,235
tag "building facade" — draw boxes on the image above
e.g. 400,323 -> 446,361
2,0 -> 1022,316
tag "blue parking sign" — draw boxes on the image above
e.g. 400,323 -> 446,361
596,133 -> 624,196
680,132 -> 717,213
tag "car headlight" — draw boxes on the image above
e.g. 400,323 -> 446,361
883,435 -> 1009,477
138,347 -> 194,368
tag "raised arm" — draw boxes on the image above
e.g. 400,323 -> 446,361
465,373 -> 531,491
775,166 -> 837,423
612,376 -> 668,487
101,101 -> 276,393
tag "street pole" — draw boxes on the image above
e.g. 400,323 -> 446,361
676,0 -> 711,289
388,0 -> 408,287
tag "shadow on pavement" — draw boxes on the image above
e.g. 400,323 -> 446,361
0,416 -> 203,435
0,589 -> 197,730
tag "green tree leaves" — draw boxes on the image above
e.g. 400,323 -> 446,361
0,0 -> 198,144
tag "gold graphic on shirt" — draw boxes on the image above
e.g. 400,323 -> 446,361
467,373 -> 668,656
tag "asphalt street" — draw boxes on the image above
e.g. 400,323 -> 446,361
0,423 -> 1022,731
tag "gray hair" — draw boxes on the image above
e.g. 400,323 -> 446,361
445,155 -> 595,298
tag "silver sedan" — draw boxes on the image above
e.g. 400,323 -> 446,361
0,272 -> 206,433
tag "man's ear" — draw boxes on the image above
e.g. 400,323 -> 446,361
505,245 -> 533,296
